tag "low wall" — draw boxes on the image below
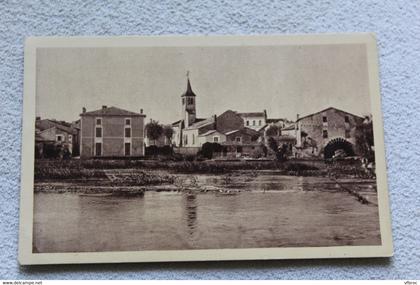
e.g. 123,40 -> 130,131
174,147 -> 200,156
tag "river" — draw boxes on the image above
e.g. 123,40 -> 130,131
33,174 -> 381,253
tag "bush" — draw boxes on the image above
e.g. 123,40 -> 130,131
198,142 -> 223,159
145,145 -> 173,156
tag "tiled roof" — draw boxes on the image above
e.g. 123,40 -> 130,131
238,112 -> 265,117
185,116 -> 215,130
81,106 -> 145,117
172,119 -> 182,126
224,129 -> 240,136
277,135 -> 296,141
266,118 -> 288,123
297,107 -> 363,122
282,125 -> 295,131
36,119 -> 76,134
198,130 -> 218,137
224,127 -> 260,136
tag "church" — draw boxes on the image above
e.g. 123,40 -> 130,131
171,76 -> 265,157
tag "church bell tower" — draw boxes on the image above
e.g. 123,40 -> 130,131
181,72 -> 196,128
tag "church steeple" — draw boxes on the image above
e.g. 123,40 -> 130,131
182,72 -> 196,97
181,71 -> 197,127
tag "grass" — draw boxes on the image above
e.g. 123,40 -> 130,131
34,158 -> 371,179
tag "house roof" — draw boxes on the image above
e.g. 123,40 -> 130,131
282,125 -> 295,131
172,119 -> 182,127
35,133 -> 55,142
198,130 -> 220,137
224,127 -> 260,136
238,112 -> 265,117
224,129 -> 240,136
266,118 -> 289,123
297,107 -> 363,122
80,106 -> 145,117
181,78 -> 196,97
277,135 -> 297,142
36,119 -> 76,134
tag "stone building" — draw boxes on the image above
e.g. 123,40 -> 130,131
295,107 -> 364,159
80,106 -> 146,158
35,118 -> 78,157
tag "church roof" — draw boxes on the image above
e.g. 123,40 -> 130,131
181,78 -> 196,97
185,116 -> 215,130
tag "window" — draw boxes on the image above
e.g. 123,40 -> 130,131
95,127 -> 102,138
68,135 -> 72,142
259,120 -> 262,126
182,98 -> 185,105
125,118 -> 131,126
125,127 -> 131,138
184,135 -> 188,145
124,143 -> 131,156
345,116 -> 349,123
192,134 -> 195,145
322,130 -> 328,138
235,137 -> 241,143
253,120 -> 256,126
322,116 -> 327,123
95,143 -> 102,156
96,118 -> 102,125
345,129 -> 351,138
56,135 -> 63,142
213,136 -> 219,143
246,120 -> 249,126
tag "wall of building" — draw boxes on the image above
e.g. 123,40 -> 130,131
296,108 -> 363,156
198,132 -> 226,145
225,130 -> 256,145
182,128 -> 200,147
81,115 -> 144,158
216,110 -> 244,133
242,115 -> 266,130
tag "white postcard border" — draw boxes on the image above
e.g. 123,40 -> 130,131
19,33 -> 393,265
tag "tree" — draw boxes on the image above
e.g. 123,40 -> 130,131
267,137 -> 278,153
162,125 -> 174,145
355,115 -> 374,162
145,120 -> 163,146
266,125 -> 280,137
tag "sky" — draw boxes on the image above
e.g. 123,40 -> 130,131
36,44 -> 371,124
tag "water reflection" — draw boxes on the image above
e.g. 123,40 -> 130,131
33,174 -> 381,253
183,193 -> 198,241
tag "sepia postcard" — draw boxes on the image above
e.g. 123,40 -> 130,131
19,34 -> 393,264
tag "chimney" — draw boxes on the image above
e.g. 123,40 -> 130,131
140,108 -> 143,114
102,105 -> 107,109
213,114 -> 217,129
296,113 -> 300,121
263,109 -> 267,120
36,116 -> 41,121
82,107 -> 86,113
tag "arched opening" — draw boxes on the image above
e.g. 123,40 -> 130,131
324,137 -> 355,159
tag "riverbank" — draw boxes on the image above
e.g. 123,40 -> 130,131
34,158 -> 372,180
33,169 -> 378,205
